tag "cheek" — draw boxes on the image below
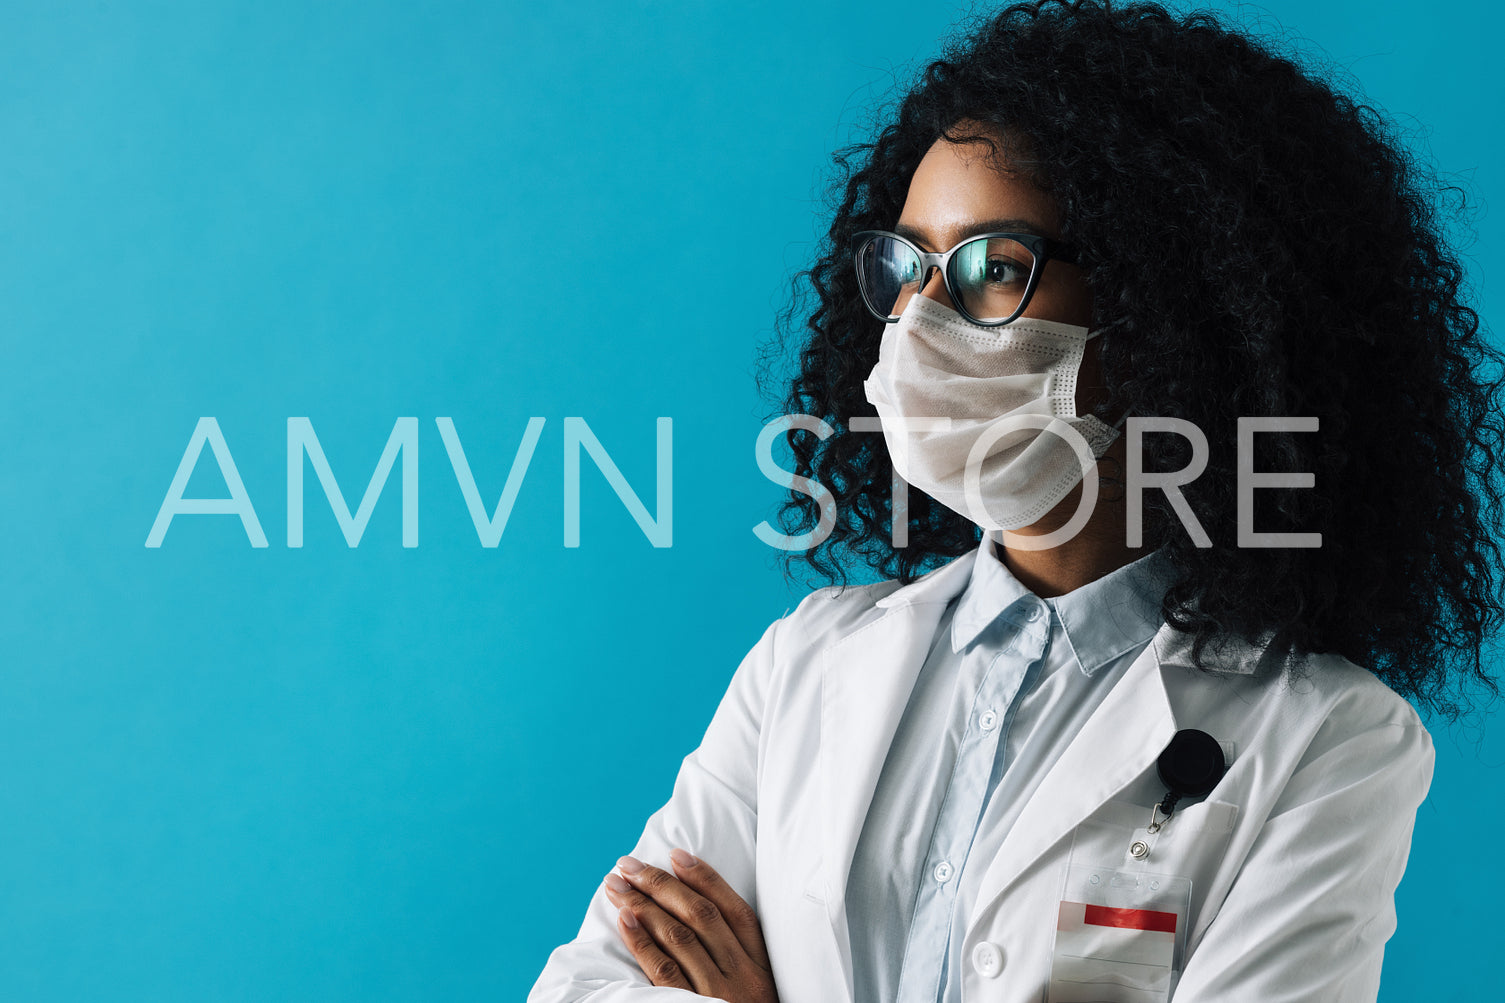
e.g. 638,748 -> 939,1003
1025,269 -> 1095,329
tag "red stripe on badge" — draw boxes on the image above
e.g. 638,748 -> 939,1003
1083,904 -> 1178,934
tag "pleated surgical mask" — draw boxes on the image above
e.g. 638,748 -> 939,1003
861,292 -> 1124,531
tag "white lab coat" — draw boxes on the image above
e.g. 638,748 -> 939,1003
529,545 -> 1434,1003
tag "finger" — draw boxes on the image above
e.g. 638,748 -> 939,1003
615,856 -> 748,976
603,870 -> 720,989
614,904 -> 692,991
667,847 -> 773,970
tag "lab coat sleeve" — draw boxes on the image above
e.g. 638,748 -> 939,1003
1171,713 -> 1435,1003
527,615 -> 783,1003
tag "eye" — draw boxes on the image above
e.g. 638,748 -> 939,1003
954,237 -> 1035,290
979,254 -> 1030,285
949,237 -> 1041,322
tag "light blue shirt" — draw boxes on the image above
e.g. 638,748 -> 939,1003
844,533 -> 1176,1003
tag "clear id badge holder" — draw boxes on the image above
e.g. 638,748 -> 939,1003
1046,729 -> 1224,1001
1045,824 -> 1192,1003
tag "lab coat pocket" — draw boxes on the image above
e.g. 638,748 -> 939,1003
1047,851 -> 1190,1003
1049,877 -> 1186,1003
1044,799 -> 1238,1002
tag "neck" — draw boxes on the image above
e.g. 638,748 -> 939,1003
993,437 -> 1143,598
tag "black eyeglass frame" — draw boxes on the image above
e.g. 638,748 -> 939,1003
850,228 -> 1082,327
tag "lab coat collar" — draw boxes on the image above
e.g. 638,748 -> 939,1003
873,545 -> 979,610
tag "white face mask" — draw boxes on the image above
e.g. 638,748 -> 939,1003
861,293 -> 1124,531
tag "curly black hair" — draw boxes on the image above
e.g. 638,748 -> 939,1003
760,0 -> 1505,718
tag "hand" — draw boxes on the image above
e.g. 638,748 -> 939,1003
602,847 -> 779,1003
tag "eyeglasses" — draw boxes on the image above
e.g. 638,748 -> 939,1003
851,229 -> 1081,327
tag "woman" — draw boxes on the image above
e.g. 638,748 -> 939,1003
529,1 -> 1504,1000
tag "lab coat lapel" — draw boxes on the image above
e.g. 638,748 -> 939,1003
812,553 -> 975,1000
967,622 -> 1183,913
818,602 -> 941,898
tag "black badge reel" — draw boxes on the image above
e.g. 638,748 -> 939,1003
1147,729 -> 1226,834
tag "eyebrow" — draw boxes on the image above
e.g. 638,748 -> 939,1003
892,217 -> 1053,250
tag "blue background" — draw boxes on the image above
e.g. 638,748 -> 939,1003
1,1 -> 1499,999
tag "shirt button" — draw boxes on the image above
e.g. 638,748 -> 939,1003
979,709 -> 999,731
1025,602 -> 1043,621
933,861 -> 954,883
972,941 -> 1004,978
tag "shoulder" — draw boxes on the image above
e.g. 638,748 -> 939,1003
1257,645 -> 1429,741
1299,650 -> 1428,730
1274,650 -> 1434,787
1164,633 -> 1434,807
1163,627 -> 1427,730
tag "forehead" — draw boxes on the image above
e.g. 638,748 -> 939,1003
898,125 -> 1062,246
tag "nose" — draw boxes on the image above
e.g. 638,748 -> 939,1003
919,266 -> 957,312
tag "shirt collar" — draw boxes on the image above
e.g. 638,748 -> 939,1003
949,531 -> 1176,677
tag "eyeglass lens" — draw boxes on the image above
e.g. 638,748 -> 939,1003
858,234 -> 1038,322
